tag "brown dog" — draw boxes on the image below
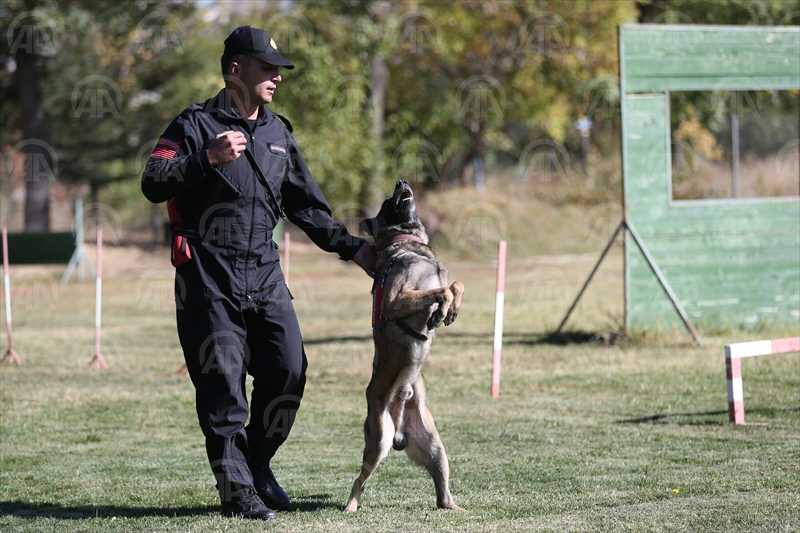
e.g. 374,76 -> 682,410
344,180 -> 464,512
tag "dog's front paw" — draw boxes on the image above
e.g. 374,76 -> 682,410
427,308 -> 445,329
444,308 -> 459,326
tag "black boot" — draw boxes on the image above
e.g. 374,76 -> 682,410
220,488 -> 277,521
253,466 -> 291,511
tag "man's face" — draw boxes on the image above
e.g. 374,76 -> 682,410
233,57 -> 282,105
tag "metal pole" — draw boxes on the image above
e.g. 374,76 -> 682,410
555,220 -> 625,334
625,221 -> 703,346
731,110 -> 740,198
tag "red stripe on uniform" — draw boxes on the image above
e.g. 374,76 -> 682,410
152,148 -> 177,160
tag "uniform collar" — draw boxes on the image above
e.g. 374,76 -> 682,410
205,89 -> 272,126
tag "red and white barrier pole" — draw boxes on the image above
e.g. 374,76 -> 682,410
89,228 -> 107,369
1,228 -> 21,365
491,240 -> 507,398
284,231 -> 290,285
726,337 -> 799,424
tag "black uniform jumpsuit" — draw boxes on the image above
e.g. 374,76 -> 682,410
141,90 -> 364,501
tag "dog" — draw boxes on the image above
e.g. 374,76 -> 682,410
344,180 -> 465,512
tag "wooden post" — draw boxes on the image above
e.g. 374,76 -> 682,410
1,228 -> 21,365
491,240 -> 507,398
89,228 -> 107,370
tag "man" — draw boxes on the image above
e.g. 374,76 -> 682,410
142,26 -> 376,521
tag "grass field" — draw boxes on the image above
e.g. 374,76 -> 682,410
1,190 -> 799,532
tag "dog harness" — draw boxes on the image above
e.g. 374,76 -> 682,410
372,256 -> 428,341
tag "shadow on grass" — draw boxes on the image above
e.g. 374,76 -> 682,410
616,410 -> 728,426
617,407 -> 800,426
0,494 -> 339,519
0,501 -> 219,520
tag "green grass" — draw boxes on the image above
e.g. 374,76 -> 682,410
1,198 -> 799,532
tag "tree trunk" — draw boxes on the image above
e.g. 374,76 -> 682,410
362,52 -> 388,214
15,23 -> 51,232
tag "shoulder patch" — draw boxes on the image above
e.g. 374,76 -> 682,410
273,113 -> 293,132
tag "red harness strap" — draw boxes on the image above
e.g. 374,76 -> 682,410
372,256 -> 398,329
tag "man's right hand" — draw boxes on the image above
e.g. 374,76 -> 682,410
206,131 -> 247,167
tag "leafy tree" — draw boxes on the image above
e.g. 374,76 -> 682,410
1,0 -> 201,231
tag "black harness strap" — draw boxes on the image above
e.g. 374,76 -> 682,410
388,317 -> 429,341
243,148 -> 287,220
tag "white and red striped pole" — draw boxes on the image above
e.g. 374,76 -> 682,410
726,337 -> 799,424
1,228 -> 21,365
491,240 -> 507,398
283,231 -> 290,285
89,228 -> 107,370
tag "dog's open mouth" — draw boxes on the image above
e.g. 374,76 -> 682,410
400,190 -> 413,202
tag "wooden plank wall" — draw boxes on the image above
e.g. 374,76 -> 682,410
620,25 -> 800,330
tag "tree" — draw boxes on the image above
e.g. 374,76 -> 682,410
0,0 -> 200,231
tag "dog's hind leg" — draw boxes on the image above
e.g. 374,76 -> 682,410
403,378 -> 463,510
344,405 -> 395,512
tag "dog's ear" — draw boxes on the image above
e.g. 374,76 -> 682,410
359,217 -> 377,237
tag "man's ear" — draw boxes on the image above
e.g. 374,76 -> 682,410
359,217 -> 377,237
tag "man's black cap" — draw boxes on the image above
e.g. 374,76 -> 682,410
224,26 -> 295,70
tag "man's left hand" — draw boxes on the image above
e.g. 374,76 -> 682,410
353,242 -> 377,278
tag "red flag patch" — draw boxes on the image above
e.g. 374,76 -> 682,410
151,137 -> 180,160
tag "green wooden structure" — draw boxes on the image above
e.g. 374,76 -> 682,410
621,24 -> 799,333
558,25 -> 799,340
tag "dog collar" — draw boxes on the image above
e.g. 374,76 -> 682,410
376,235 -> 425,252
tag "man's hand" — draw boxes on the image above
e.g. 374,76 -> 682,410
353,242 -> 377,278
206,131 -> 247,167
